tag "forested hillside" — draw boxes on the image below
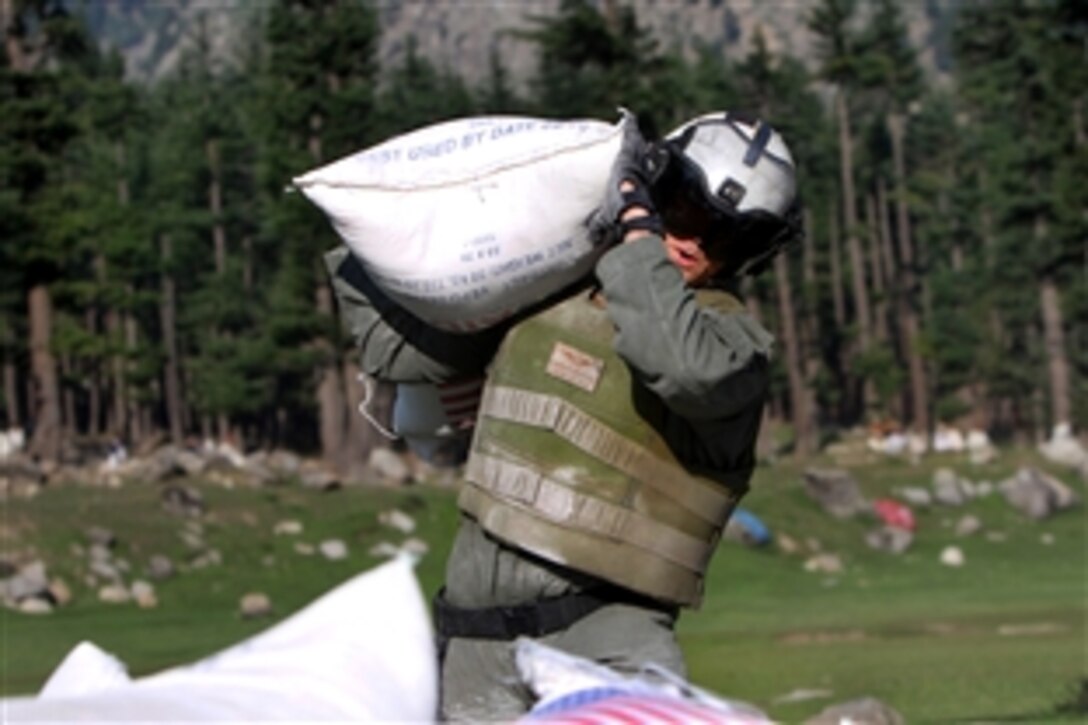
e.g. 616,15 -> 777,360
71,0 -> 959,87
2,0 -> 1084,471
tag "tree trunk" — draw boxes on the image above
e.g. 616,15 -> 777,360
837,91 -> 872,352
1,0 -> 27,71
160,234 -> 185,445
876,177 -> 897,307
1,312 -> 19,428
124,304 -> 143,445
27,283 -> 61,461
242,236 -> 254,293
97,255 -> 127,440
600,0 -> 621,33
802,207 -> 816,292
865,192 -> 890,345
800,207 -> 822,440
773,253 -> 815,456
207,138 -> 227,276
3,354 -> 18,428
308,111 -> 347,468
835,90 -> 873,421
1039,275 -> 1071,429
827,195 -> 850,423
115,141 -> 130,205
876,178 -> 904,422
317,279 -> 345,466
83,308 -> 101,436
828,196 -> 846,328
976,171 -> 1002,432
340,359 -> 384,479
887,111 -> 929,435
205,136 -> 233,442
60,352 -> 76,436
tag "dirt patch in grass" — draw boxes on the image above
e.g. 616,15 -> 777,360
779,629 -> 868,645
996,622 -> 1069,636
779,619 -> 1071,646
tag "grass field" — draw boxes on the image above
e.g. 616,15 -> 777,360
2,448 -> 1085,722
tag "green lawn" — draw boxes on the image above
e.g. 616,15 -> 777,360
2,450 -> 1085,722
683,453 -> 1087,722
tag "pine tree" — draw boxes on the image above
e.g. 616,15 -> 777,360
375,36 -> 475,137
477,46 -> 528,115
903,92 -> 981,428
1,0 -> 102,459
734,29 -> 827,456
49,46 -> 148,443
807,0 -> 873,425
156,12 -> 267,447
857,0 -> 930,436
516,0 -> 672,132
258,0 -> 381,466
954,0 -> 1085,437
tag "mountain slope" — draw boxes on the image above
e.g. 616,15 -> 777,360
73,0 -> 959,88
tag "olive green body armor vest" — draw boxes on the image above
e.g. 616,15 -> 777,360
458,291 -> 749,607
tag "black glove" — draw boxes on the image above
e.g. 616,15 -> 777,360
587,110 -> 665,246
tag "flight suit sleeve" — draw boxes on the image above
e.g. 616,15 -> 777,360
323,246 -> 504,384
594,236 -> 774,421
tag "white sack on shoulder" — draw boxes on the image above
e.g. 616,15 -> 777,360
294,115 -> 628,332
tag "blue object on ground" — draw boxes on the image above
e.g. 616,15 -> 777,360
730,508 -> 772,545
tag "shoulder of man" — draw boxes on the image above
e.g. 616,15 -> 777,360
695,286 -> 746,314
695,285 -> 776,356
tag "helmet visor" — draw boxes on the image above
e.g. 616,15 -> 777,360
649,143 -> 789,261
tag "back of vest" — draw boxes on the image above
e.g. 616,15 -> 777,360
458,292 -> 746,607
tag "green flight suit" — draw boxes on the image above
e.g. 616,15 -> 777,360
325,235 -> 773,722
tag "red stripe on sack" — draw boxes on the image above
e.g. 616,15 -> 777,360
623,696 -> 717,724
629,697 -> 697,723
551,695 -> 732,725
578,701 -> 645,725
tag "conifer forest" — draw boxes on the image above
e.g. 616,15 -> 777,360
2,0 -> 1085,471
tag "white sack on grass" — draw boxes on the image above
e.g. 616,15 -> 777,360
294,114 -> 628,332
4,556 -> 436,722
515,638 -> 771,724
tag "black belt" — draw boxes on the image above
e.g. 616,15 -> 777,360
432,586 -> 676,642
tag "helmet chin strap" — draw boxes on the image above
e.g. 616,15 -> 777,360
725,203 -> 803,278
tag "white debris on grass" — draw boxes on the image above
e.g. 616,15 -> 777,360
98,584 -> 130,604
939,546 -> 965,567
131,580 -> 157,609
19,597 -> 53,614
274,520 -> 303,536
804,553 -> 844,574
773,688 -> 835,705
378,509 -> 416,534
239,592 -> 272,619
319,539 -> 349,561
955,514 -> 982,537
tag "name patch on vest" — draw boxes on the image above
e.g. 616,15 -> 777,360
545,342 -> 604,393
